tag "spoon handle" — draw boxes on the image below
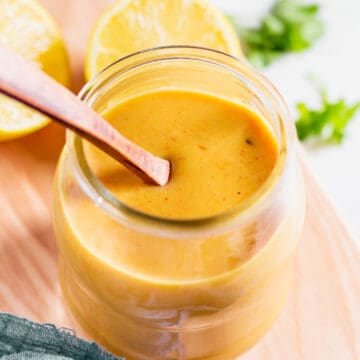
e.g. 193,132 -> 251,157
0,46 -> 170,186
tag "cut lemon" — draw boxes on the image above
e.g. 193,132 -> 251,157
0,0 -> 71,141
85,0 -> 242,80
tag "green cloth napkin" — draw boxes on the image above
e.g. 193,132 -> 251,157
0,313 -> 124,360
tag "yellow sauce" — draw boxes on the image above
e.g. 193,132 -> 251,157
54,89 -> 303,359
84,90 -> 277,219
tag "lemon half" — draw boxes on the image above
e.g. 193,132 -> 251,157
0,0 -> 71,141
85,0 -> 242,80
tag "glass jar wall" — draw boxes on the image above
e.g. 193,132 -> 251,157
53,46 -> 305,360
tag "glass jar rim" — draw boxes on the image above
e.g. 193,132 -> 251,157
69,45 -> 295,238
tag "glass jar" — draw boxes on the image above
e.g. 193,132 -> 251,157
53,46 -> 305,360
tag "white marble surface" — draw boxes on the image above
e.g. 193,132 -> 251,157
214,0 -> 360,242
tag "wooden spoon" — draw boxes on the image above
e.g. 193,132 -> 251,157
0,45 -> 170,186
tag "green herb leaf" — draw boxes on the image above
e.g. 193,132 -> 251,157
228,0 -> 324,67
295,88 -> 360,144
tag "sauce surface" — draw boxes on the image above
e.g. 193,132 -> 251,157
84,90 -> 278,219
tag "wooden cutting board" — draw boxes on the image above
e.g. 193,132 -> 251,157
0,1 -> 359,359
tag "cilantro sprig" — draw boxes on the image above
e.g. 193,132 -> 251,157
229,0 -> 324,68
296,88 -> 360,144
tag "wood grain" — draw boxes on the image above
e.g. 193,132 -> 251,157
0,1 -> 359,359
